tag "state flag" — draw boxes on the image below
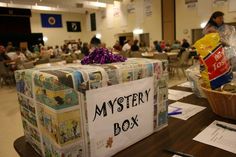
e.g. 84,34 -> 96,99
41,14 -> 62,28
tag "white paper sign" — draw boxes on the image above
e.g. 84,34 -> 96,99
177,81 -> 192,88
168,89 -> 192,101
168,102 -> 206,120
194,120 -> 236,154
86,77 -> 154,157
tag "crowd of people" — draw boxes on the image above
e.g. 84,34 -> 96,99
113,38 -> 191,53
0,35 -> 192,72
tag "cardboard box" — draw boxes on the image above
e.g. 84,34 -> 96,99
15,58 -> 168,157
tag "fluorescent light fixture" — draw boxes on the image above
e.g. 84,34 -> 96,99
84,1 -> 107,8
32,5 -> 52,11
200,21 -> 207,28
0,2 -> 7,7
96,33 -> 102,39
43,36 -> 48,42
133,28 -> 143,35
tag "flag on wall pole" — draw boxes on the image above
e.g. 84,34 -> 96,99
41,14 -> 62,28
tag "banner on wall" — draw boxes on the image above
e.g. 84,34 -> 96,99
213,0 -> 227,6
185,0 -> 197,8
41,14 -> 62,28
127,1 -> 135,14
144,0 -> 152,16
113,1 -> 121,17
86,77 -> 154,157
66,21 -> 81,32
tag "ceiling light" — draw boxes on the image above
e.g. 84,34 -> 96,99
133,28 -> 143,35
200,21 -> 207,28
96,33 -> 102,39
84,1 -> 107,8
43,36 -> 48,42
32,5 -> 51,11
0,2 -> 7,7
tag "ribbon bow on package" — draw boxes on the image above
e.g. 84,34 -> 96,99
81,48 -> 127,65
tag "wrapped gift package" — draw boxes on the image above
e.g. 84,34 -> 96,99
15,58 -> 168,157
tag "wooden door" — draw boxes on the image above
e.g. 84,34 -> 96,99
162,0 -> 175,43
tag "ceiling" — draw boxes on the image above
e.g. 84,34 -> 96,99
0,0 -> 122,13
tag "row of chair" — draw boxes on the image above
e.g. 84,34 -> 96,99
119,51 -> 194,78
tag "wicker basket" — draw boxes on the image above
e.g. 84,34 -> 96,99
201,84 -> 236,120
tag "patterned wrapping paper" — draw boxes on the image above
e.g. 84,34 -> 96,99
15,58 -> 169,157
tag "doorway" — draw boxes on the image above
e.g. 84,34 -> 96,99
116,32 -> 133,46
192,29 -> 203,44
139,33 -> 150,47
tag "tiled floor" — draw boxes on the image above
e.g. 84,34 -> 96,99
0,73 -> 187,157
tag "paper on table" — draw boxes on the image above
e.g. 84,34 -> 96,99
177,81 -> 192,88
173,155 -> 183,157
168,102 -> 206,120
168,89 -> 192,101
193,120 -> 236,154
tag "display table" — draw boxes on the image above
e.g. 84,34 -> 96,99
14,85 -> 236,157
15,58 -> 169,157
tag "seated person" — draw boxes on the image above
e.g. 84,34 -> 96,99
0,45 -> 11,64
81,42 -> 90,56
153,40 -> 162,52
131,39 -> 139,51
122,40 -> 132,52
6,41 -> 15,52
113,41 -> 122,52
21,48 -> 33,60
0,45 -> 17,71
171,40 -> 181,50
90,36 -> 101,48
40,46 -> 51,59
12,47 -> 28,62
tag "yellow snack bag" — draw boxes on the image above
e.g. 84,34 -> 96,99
194,33 -> 233,89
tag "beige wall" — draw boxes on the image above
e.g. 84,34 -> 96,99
30,10 -> 86,47
30,0 -> 162,48
89,0 -> 162,48
176,0 -> 236,44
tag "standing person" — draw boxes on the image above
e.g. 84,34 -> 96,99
203,11 -> 235,46
181,39 -> 190,49
203,11 -> 225,35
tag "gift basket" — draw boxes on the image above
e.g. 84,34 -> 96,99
194,26 -> 236,120
201,82 -> 236,120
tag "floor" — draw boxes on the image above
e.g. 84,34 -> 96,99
0,86 -> 23,157
0,73 -> 187,157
